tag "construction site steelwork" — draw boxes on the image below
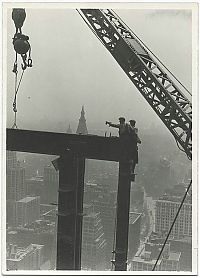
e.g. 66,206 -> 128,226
6,7 -> 193,272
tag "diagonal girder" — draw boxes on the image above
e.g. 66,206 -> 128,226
80,9 -> 192,159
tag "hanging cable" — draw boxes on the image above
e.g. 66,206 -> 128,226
12,60 -> 18,129
11,8 -> 33,129
12,69 -> 25,129
152,179 -> 192,271
110,9 -> 192,97
175,138 -> 191,160
111,202 -> 118,270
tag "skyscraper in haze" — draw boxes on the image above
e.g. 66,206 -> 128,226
42,165 -> 59,204
82,204 -> 107,270
6,151 -> 17,169
155,193 -> 192,238
7,168 -> 26,201
6,151 -> 27,227
76,106 -> 88,135
6,151 -> 26,201
128,212 -> 142,260
93,191 -> 116,267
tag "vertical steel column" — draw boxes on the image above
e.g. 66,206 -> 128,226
56,151 -> 85,270
114,161 -> 132,271
75,157 -> 85,269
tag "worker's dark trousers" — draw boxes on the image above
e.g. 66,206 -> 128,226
119,137 -> 131,161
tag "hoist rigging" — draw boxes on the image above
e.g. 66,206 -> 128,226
9,8 -> 193,272
11,8 -> 33,128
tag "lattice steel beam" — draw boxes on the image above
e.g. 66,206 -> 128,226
80,9 -> 192,159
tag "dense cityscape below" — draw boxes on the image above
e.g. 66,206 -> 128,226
6,107 -> 192,271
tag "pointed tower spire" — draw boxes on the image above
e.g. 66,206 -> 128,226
66,124 -> 72,134
76,106 -> 88,135
81,105 -> 84,116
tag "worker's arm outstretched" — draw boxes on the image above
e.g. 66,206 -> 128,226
106,121 -> 119,128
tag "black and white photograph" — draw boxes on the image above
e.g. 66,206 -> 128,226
1,2 -> 198,275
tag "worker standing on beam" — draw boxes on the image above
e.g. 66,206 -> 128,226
129,120 -> 141,144
106,117 -> 131,161
106,117 -> 129,137
129,120 -> 141,175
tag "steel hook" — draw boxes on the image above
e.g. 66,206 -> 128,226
27,58 -> 32,67
21,53 -> 27,70
21,61 -> 27,70
12,63 -> 18,73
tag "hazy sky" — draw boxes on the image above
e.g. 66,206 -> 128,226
6,6 -> 192,134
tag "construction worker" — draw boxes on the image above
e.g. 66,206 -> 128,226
106,117 -> 131,161
106,117 -> 129,137
129,120 -> 141,144
129,120 -> 141,175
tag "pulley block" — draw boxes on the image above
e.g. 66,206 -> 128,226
13,33 -> 30,55
12,8 -> 26,32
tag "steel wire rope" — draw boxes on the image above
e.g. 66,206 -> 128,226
152,179 -> 192,271
12,69 -> 18,129
16,69 -> 25,96
111,201 -> 118,270
12,69 -> 25,129
175,138 -> 191,160
110,9 -> 192,97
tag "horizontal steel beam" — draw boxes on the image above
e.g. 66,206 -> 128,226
6,128 -> 125,161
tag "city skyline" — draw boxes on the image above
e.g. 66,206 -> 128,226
5,114 -> 193,271
3,3 -> 196,274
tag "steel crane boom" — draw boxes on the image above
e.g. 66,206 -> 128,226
80,9 -> 192,160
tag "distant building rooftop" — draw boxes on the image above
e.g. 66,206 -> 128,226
158,194 -> 191,204
8,231 -> 17,235
17,196 -> 39,203
133,245 -> 162,266
133,243 -> 180,266
85,212 -> 99,218
85,182 -> 98,187
167,252 -> 181,261
27,176 -> 44,182
7,243 -> 44,261
149,231 -> 192,244
83,203 -> 92,209
171,236 -> 192,244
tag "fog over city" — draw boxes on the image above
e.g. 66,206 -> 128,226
4,4 -> 194,273
6,7 -> 191,134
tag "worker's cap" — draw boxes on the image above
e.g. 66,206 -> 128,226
129,120 -> 136,124
119,117 -> 125,121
